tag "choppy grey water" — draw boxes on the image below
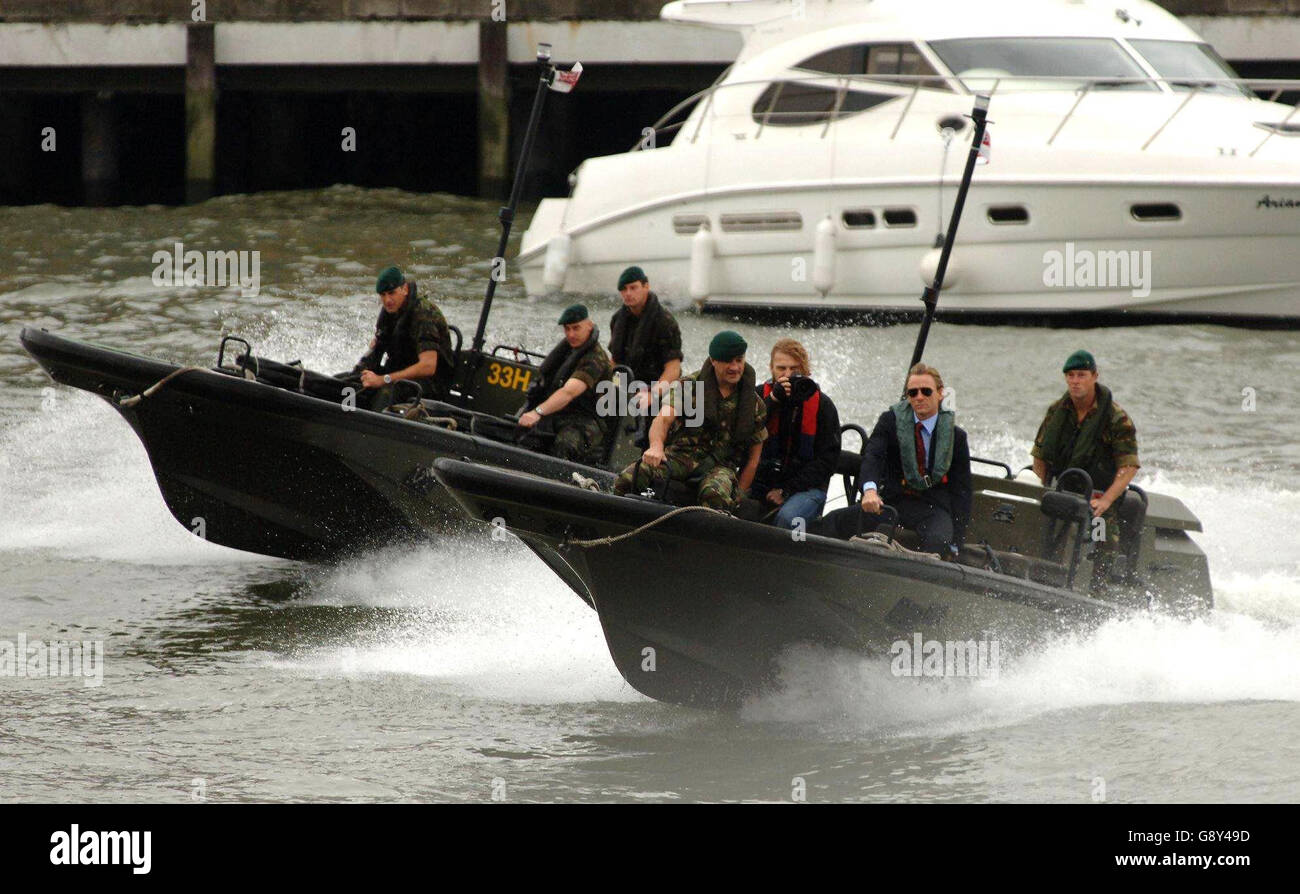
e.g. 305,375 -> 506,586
1,187 -> 1298,803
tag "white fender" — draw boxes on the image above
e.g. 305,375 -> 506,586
542,233 -> 571,291
689,223 -> 714,301
920,245 -> 960,290
812,215 -> 836,296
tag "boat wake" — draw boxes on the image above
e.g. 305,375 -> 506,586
268,536 -> 640,704
219,302 -> 370,376
0,390 -> 259,564
3,378 -> 1296,718
745,609 -> 1300,734
1141,469 -> 1300,624
755,463 -> 1300,732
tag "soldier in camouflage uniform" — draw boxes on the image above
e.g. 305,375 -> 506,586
518,304 -> 614,465
608,265 -> 685,412
612,330 -> 766,511
1031,350 -> 1139,580
355,264 -> 455,410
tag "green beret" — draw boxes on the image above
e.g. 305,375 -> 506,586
617,265 -> 647,290
708,330 -> 747,362
375,265 -> 404,293
1062,349 -> 1097,373
557,303 -> 589,325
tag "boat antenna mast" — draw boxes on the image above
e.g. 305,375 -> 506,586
906,94 -> 990,384
466,43 -> 582,361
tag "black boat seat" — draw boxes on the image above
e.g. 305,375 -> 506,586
588,364 -> 637,466
1040,489 -> 1090,524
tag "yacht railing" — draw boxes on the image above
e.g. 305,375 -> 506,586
628,73 -> 1300,156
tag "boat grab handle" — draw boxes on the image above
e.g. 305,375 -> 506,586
970,456 -> 1014,479
218,335 -> 253,373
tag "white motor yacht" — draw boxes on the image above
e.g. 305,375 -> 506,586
520,0 -> 1300,323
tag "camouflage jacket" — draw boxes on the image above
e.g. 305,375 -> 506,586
537,332 -> 614,421
608,292 -> 684,385
1031,384 -> 1139,490
365,285 -> 453,379
665,368 -> 767,470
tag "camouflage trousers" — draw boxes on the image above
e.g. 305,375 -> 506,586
613,453 -> 740,511
1095,501 -> 1122,547
551,416 -> 606,466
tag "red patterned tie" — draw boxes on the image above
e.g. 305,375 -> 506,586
914,421 -> 927,475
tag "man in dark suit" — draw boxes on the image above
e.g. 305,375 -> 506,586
817,363 -> 972,556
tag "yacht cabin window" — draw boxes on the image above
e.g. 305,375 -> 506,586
751,81 -> 896,127
795,42 -> 950,90
1127,40 -> 1251,97
927,38 -> 1157,91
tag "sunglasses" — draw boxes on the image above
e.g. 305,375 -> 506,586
907,387 -> 934,397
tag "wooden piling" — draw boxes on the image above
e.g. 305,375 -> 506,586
185,22 -> 216,204
0,95 -> 34,204
81,91 -> 119,206
477,20 -> 509,199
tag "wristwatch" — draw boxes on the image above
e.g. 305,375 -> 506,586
535,405 -> 546,417
383,374 -> 392,384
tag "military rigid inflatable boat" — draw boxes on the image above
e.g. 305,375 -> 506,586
20,326 -> 632,561
431,457 -> 1212,709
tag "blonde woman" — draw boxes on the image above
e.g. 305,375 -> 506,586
751,338 -> 841,530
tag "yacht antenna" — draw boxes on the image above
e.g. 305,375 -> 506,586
907,94 -> 990,378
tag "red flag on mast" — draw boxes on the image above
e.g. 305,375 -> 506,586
550,62 -> 583,93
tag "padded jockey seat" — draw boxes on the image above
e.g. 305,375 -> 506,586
598,364 -> 637,466
955,487 -> 1091,590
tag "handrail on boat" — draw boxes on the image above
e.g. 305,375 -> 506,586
889,83 -> 921,140
1143,84 -> 1204,151
1047,81 -> 1092,146
625,72 -> 1300,154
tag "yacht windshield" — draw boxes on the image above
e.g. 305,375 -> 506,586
928,38 -> 1156,91
1128,40 -> 1252,97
